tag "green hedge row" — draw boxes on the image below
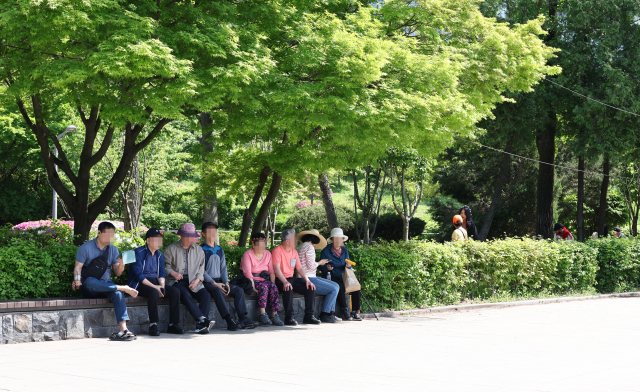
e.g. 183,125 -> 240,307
1,234 -> 639,309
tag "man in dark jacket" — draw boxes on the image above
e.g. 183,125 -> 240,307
127,228 -> 183,336
201,222 -> 259,330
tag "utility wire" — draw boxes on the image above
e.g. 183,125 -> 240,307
453,135 -> 632,180
544,78 -> 640,118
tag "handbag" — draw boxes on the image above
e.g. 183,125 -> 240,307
81,245 -> 111,281
342,267 -> 361,293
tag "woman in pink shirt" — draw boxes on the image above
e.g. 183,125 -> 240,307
240,233 -> 283,326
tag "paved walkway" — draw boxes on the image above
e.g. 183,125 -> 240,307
1,297 -> 639,392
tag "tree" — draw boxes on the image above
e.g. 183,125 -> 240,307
0,0 -> 275,244
352,165 -> 387,245
385,149 -> 429,242
318,173 -> 340,229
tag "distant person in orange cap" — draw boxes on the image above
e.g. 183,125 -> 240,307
451,215 -> 468,242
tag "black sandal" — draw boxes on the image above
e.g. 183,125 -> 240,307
109,330 -> 137,341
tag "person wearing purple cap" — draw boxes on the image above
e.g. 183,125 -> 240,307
127,228 -> 183,336
164,223 -> 214,334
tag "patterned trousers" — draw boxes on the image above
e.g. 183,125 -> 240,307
254,280 -> 280,312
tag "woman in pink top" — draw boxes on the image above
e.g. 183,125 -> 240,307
240,233 -> 283,326
296,229 -> 340,323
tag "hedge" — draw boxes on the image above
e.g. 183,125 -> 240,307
1,229 -> 639,309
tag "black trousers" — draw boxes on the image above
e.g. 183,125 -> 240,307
136,278 -> 180,324
331,274 -> 361,312
173,279 -> 211,321
203,282 -> 248,319
275,277 -> 315,318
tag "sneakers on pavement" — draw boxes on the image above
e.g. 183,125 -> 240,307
167,324 -> 185,334
271,314 -> 285,326
303,315 -> 321,325
148,324 -> 160,336
259,313 -> 272,326
284,316 -> 298,326
319,312 -> 336,323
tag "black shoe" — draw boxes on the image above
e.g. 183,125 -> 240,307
319,312 -> 336,323
226,318 -> 238,331
303,315 -> 321,325
167,324 -> 185,334
351,311 -> 363,321
284,317 -> 298,326
238,317 -> 259,330
341,309 -> 353,321
149,324 -> 160,336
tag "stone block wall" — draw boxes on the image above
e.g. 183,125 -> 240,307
1,295 -> 336,344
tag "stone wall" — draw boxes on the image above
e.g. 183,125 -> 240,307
1,295 -> 333,344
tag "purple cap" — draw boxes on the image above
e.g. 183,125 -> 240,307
177,223 -> 199,238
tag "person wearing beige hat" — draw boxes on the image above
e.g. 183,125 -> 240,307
319,228 -> 362,321
296,229 -> 341,323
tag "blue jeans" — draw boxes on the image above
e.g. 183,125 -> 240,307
81,278 -> 129,324
309,277 -> 339,313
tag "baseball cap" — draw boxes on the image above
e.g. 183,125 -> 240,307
453,215 -> 463,225
201,222 -> 219,232
145,228 -> 163,240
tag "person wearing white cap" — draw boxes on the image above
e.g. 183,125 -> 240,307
318,228 -> 362,321
296,229 -> 341,323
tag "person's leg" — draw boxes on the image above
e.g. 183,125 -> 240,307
351,290 -> 361,312
331,274 -> 348,310
291,278 -> 315,316
136,283 -> 160,324
81,277 -> 138,298
254,280 -> 269,312
275,278 -> 294,319
266,281 -> 280,313
163,284 -> 181,325
311,277 -> 339,314
174,280 -> 204,321
191,287 -> 211,319
105,285 -> 130,332
228,285 -> 248,317
204,282 -> 230,319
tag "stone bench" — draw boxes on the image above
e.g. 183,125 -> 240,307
0,292 -> 338,344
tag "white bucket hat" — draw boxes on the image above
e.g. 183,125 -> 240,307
327,227 -> 348,243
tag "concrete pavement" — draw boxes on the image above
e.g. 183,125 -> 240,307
0,297 -> 639,392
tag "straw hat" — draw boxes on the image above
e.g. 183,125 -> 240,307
296,229 -> 327,250
327,227 -> 348,243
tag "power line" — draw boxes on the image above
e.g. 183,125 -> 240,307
544,79 -> 640,118
453,135 -> 632,180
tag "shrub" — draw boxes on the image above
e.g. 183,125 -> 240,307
0,241 -> 79,299
142,210 -> 190,230
588,238 -> 640,292
372,213 -> 426,241
283,205 -> 355,239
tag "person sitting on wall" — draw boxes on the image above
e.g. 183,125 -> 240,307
164,223 -> 215,334
127,228 -> 184,336
73,221 -> 138,341
201,222 -> 259,330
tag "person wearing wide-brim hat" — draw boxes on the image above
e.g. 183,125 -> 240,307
318,228 -> 363,321
296,229 -> 341,323
164,222 -> 214,334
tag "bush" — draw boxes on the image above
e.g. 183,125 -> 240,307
142,210 -> 190,230
588,238 -> 640,293
283,205 -> 355,239
372,213 -> 426,241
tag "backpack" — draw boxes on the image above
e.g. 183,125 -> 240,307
81,245 -> 111,281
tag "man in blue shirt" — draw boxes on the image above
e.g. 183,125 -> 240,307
72,221 -> 139,341
127,228 -> 183,336
201,222 -> 259,330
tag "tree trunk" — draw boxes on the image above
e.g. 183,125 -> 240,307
577,156 -> 585,241
124,154 -> 142,231
200,113 -> 218,226
479,136 -> 514,241
319,173 -> 340,229
252,172 -> 283,236
597,156 -> 611,236
402,217 -> 410,242
238,166 -> 271,247
535,115 -> 556,238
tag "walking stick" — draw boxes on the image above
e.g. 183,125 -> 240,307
360,292 -> 379,321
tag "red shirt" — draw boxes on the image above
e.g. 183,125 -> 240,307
271,245 -> 301,279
